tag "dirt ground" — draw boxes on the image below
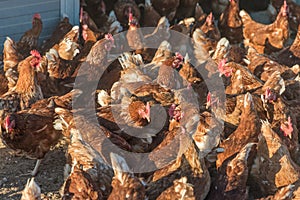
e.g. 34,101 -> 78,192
0,139 -> 67,200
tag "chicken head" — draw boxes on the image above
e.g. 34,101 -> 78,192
280,0 -> 289,17
218,59 -> 232,77
137,102 -> 151,122
29,50 -> 42,67
263,87 -> 278,103
280,116 -> 294,139
4,115 -> 15,133
104,33 -> 115,51
168,104 -> 184,121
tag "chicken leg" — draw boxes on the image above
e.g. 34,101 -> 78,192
31,159 -> 42,176
19,159 -> 42,177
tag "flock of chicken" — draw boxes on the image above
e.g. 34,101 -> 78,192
0,0 -> 300,199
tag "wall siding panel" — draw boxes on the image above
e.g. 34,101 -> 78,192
0,0 -> 79,52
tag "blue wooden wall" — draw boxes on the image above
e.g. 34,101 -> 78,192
0,0 -> 79,52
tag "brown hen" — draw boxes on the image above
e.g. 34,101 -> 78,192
107,153 -> 146,200
240,1 -> 289,54
217,93 -> 261,168
218,0 -> 243,44
16,13 -> 43,58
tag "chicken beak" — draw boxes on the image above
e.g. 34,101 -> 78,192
146,116 -> 150,123
206,102 -> 210,109
288,133 -> 292,139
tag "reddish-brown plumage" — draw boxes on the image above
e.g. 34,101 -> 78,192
13,52 -> 43,109
63,164 -> 103,200
217,93 -> 261,168
16,13 -> 43,57
240,1 -> 289,54
218,0 -> 243,44
272,24 -> 300,67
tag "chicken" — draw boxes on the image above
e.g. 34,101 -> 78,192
126,14 -> 146,55
125,14 -> 170,61
40,17 -> 73,54
211,37 -> 231,64
151,0 -> 180,21
194,3 -> 206,23
285,0 -> 300,31
131,82 -> 175,106
80,7 -> 99,32
0,105 -> 61,176
207,91 -> 268,129
104,10 -> 124,35
16,13 -> 43,58
208,143 -> 257,200
15,50 -> 44,109
192,29 -> 220,78
218,60 -> 263,95
62,162 -> 102,200
74,33 -> 115,107
218,0 -> 243,44
240,1 -> 289,54
271,24 -> 300,67
3,37 -> 22,72
192,14 -> 221,58
0,50 -> 43,111
178,54 -> 202,85
258,71 -> 286,100
140,0 -> 161,27
267,96 -> 300,164
81,0 -> 108,30
110,53 -> 151,102
107,153 -> 146,200
282,75 -> 300,101
217,93 -> 261,168
271,0 -> 300,31
250,120 -> 300,196
0,89 -> 81,176
141,40 -> 173,80
192,111 -> 223,159
156,52 -> 184,89
96,97 -> 152,139
148,128 -> 211,200
55,109 -> 115,198
56,26 -> 80,61
156,177 -> 195,200
246,46 -> 299,81
200,12 -> 221,44
113,0 -> 141,26
21,178 -> 41,200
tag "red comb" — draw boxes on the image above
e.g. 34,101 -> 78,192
105,33 -> 114,42
207,92 -> 211,103
218,58 -> 227,69
30,50 -> 41,58
129,13 -> 133,22
175,52 -> 184,61
33,13 -> 41,19
5,116 -> 10,127
82,24 -> 88,30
